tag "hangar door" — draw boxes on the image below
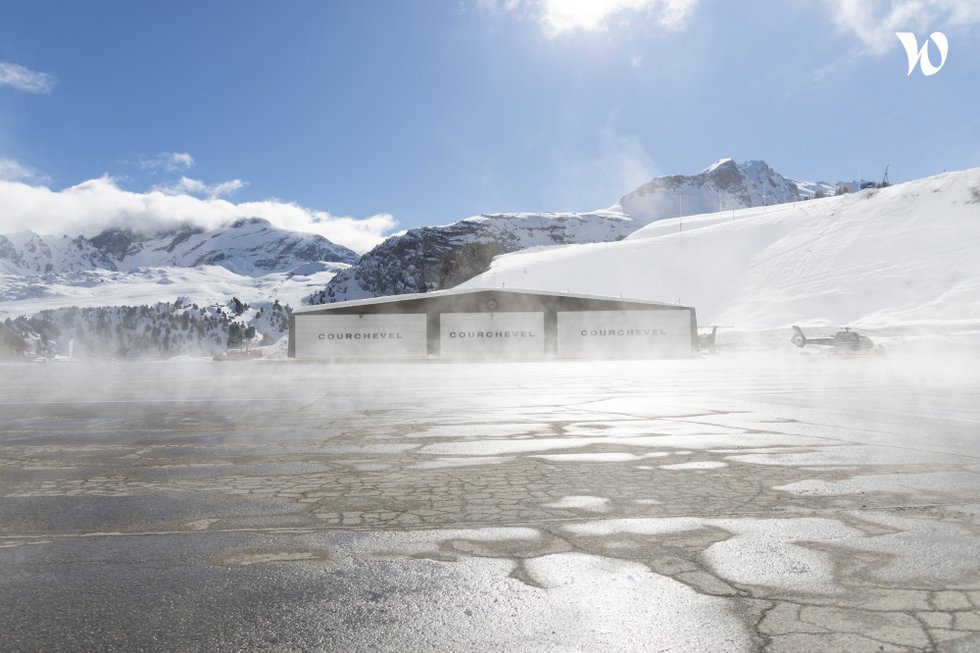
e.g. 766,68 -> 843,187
294,314 -> 428,359
440,312 -> 544,358
556,310 -> 691,358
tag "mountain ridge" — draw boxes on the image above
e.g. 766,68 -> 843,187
0,217 -> 357,277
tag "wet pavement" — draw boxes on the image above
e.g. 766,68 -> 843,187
1,354 -> 979,652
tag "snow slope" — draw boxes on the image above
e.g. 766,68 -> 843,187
463,169 -> 980,333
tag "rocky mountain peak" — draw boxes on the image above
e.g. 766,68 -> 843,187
89,227 -> 142,260
619,158 -> 803,223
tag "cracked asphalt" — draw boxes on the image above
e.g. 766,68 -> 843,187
1,354 -> 979,652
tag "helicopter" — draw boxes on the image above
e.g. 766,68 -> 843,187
791,325 -> 875,353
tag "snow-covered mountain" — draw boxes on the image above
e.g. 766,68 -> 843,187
462,168 -> 980,337
311,209 -> 633,303
618,158 -> 876,222
0,217 -> 357,276
619,158 -> 815,223
0,218 -> 359,355
313,159 -> 850,304
0,232 -> 118,275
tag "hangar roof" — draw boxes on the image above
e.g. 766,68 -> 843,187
293,287 -> 688,314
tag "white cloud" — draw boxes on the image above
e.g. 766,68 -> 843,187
0,176 -> 396,254
156,176 -> 246,199
0,158 -> 50,184
824,0 -> 980,54
487,0 -> 699,37
544,126 -> 658,209
659,0 -> 699,30
169,152 -> 194,169
140,151 -> 195,172
0,61 -> 55,94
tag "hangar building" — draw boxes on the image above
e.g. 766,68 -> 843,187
289,288 -> 697,361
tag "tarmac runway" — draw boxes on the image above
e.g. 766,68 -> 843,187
1,353 -> 979,652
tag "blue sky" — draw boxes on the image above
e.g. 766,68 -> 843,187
0,0 -> 977,251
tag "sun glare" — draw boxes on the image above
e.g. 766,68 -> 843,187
540,0 -> 659,37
